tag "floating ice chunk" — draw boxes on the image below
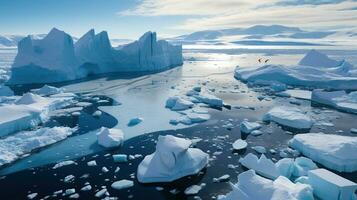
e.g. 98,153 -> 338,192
101,167 -> 109,173
27,193 -> 38,199
351,128 -> 357,134
166,96 -> 194,111
111,179 -> 134,190
0,85 -> 13,97
65,188 -> 76,196
251,146 -> 266,154
263,106 -> 313,129
95,188 -> 107,198
112,154 -> 128,163
308,168 -> 357,200
127,117 -> 143,126
292,157 -> 318,177
96,127 -> 124,148
193,93 -> 223,107
218,170 -> 314,200
64,174 -> 75,183
289,133 -> 357,172
298,49 -> 341,68
239,153 -> 279,179
69,193 -> 79,199
92,110 -> 102,117
32,85 -> 64,96
53,160 -> 77,169
0,126 -> 75,166
213,174 -> 230,182
240,120 -> 261,134
87,160 -> 97,166
251,130 -> 263,136
232,139 -> 248,150
137,135 -> 209,183
81,185 -> 92,191
311,89 -> 357,114
184,184 -> 202,195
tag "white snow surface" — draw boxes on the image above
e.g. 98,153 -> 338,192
263,106 -> 313,129
137,135 -> 209,183
289,133 -> 357,172
218,170 -> 314,200
0,126 -> 75,166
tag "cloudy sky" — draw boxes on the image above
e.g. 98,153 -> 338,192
0,0 -> 356,39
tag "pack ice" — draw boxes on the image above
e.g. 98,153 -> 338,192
137,135 -> 209,183
7,28 -> 183,84
263,106 -> 313,129
234,50 -> 357,90
218,170 -> 314,200
289,133 -> 357,172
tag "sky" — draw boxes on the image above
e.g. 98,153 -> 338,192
0,0 -> 357,39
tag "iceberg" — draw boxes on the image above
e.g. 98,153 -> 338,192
0,126 -> 75,166
165,96 -> 194,111
240,120 -> 261,133
289,133 -> 357,172
8,28 -> 182,84
137,135 -> 209,183
308,168 -> 357,200
31,85 -> 64,96
96,127 -> 124,148
311,89 -> 357,114
239,153 -> 280,179
218,170 -> 314,200
263,106 -> 313,129
234,50 -> 357,90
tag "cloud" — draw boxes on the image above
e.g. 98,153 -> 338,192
120,0 -> 357,31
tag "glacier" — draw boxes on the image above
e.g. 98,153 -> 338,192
7,28 -> 183,84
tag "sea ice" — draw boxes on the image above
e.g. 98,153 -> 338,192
311,89 -> 357,114
52,160 -> 77,169
111,179 -> 134,190
239,153 -> 279,179
289,133 -> 357,172
127,117 -> 143,126
263,106 -> 313,129
232,139 -> 248,150
137,135 -> 209,183
166,96 -> 194,111
96,127 -> 124,148
184,184 -> 203,195
0,85 -> 13,96
240,120 -> 261,133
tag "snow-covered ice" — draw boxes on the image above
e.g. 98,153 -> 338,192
239,153 -> 279,179
311,89 -> 357,114
137,135 -> 209,183
289,133 -> 357,172
96,127 -> 124,148
218,170 -> 314,200
263,106 -> 313,129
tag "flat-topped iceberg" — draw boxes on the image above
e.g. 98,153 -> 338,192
234,50 -> 357,90
311,89 -> 357,114
218,170 -> 314,200
289,133 -> 357,172
8,28 -> 183,84
0,126 -> 76,166
263,106 -> 313,129
137,135 -> 209,183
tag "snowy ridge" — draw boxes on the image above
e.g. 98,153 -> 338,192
7,28 -> 183,84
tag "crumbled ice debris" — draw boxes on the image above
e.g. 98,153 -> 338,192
102,167 -> 109,173
311,89 -> 357,114
240,120 -> 261,134
292,157 -> 318,177
251,146 -> 266,154
166,96 -> 194,111
87,160 -> 97,166
0,126 -> 75,166
308,168 -> 357,200
289,133 -> 357,172
95,188 -> 107,198
27,193 -> 38,199
64,174 -> 75,183
97,127 -> 124,148
52,160 -> 77,169
92,110 -> 102,117
32,85 -> 64,96
81,185 -> 92,191
111,180 -> 134,190
218,170 -> 313,200
137,135 -> 209,183
239,153 -> 279,179
127,117 -> 143,126
184,184 -> 203,195
232,139 -> 248,150
213,174 -> 230,183
263,106 -> 313,129
112,154 -> 127,163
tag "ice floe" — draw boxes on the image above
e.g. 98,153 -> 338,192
263,106 -> 313,129
232,139 -> 247,150
289,133 -> 357,172
96,127 -> 124,148
31,85 -> 64,96
111,179 -> 134,190
137,135 -> 209,183
311,89 -> 357,114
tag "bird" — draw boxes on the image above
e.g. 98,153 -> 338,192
264,59 -> 269,63
258,58 -> 262,63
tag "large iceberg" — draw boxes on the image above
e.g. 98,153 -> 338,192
311,89 -> 357,114
263,106 -> 313,129
137,135 -> 209,183
0,126 -> 76,166
234,50 -> 357,90
8,28 -> 183,84
289,133 -> 357,172
218,170 -> 314,200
